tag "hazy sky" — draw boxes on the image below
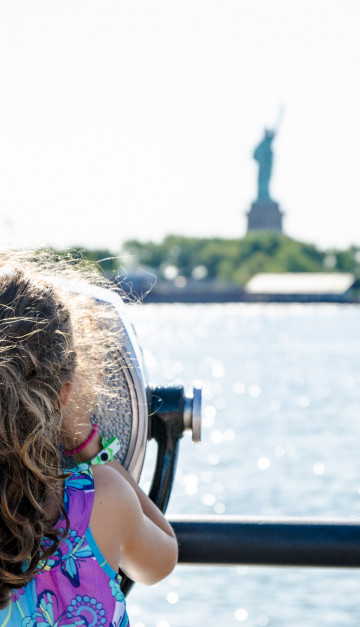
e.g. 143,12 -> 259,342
0,0 -> 359,254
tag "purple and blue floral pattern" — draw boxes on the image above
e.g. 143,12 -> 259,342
22,591 -> 87,627
0,465 -> 129,627
59,529 -> 94,587
66,595 -> 106,626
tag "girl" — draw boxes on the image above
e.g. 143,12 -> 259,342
0,252 -> 178,626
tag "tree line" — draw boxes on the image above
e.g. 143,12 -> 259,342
60,232 -> 360,287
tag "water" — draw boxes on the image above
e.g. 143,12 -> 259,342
125,303 -> 360,626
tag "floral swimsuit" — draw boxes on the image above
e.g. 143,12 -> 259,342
0,464 -> 129,627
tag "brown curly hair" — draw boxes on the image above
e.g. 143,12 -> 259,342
0,262 -> 78,608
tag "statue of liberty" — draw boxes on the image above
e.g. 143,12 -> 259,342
253,129 -> 275,202
247,108 -> 285,233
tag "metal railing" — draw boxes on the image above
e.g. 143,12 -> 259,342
170,516 -> 360,568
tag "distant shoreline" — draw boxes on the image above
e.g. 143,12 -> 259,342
135,289 -> 360,305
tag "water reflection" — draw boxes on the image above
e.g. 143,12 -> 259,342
128,304 -> 360,626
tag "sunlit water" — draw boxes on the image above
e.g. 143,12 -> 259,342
124,303 -> 360,627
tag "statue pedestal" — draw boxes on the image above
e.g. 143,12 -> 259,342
246,200 -> 283,232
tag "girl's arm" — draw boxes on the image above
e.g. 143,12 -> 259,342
60,377 -> 178,584
73,433 -> 179,585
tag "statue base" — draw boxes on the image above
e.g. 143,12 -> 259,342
246,200 -> 284,232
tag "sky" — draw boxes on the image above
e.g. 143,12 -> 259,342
0,0 -> 360,255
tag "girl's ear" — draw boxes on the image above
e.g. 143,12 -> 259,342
60,381 -> 73,407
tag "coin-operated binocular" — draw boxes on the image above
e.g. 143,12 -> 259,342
59,281 -> 202,594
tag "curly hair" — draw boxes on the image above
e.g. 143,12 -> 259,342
0,264 -> 77,608
0,250 -> 127,609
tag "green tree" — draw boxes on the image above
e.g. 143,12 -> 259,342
120,233 -> 359,287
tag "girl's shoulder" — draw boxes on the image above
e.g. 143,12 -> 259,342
88,464 -> 144,544
64,461 -> 142,567
85,463 -> 137,573
64,464 -> 132,531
